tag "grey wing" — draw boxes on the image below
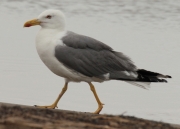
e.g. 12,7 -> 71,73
55,31 -> 137,80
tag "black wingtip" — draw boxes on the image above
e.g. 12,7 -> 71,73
166,75 -> 172,78
161,79 -> 168,83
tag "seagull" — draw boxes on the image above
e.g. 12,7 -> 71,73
24,9 -> 171,114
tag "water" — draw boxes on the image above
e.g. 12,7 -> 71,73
0,0 -> 180,124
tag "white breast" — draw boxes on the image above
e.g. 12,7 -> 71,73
35,29 -> 95,82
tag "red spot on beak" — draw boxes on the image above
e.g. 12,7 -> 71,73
24,23 -> 31,27
24,19 -> 40,27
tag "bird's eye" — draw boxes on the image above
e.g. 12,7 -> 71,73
46,15 -> 52,19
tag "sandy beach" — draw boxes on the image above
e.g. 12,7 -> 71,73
1,102 -> 180,129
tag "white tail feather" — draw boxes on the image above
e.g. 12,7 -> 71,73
125,81 -> 151,90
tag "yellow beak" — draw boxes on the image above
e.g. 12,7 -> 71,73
24,19 -> 41,27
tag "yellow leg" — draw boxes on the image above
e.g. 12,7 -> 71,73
88,82 -> 104,114
35,82 -> 68,109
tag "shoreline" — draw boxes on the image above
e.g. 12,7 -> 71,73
0,102 -> 179,129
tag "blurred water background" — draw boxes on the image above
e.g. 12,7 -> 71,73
0,0 -> 180,124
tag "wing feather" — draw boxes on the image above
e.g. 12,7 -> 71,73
55,31 -> 137,79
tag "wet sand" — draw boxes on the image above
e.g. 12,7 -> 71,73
0,102 -> 179,129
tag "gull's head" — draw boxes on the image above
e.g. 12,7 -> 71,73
24,9 -> 66,29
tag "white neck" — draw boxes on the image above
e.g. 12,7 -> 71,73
37,28 -> 64,41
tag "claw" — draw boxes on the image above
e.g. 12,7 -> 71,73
34,104 -> 57,109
